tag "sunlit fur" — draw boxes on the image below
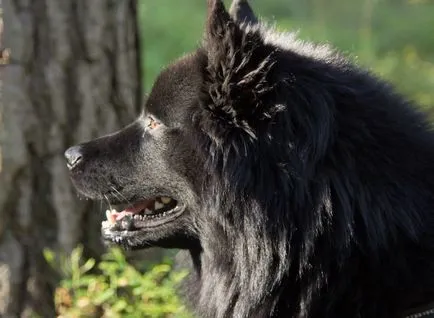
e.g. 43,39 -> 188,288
181,1 -> 434,317
67,1 -> 434,317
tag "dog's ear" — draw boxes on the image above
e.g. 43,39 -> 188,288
206,0 -> 230,31
203,0 -> 278,139
229,0 -> 258,25
205,0 -> 234,58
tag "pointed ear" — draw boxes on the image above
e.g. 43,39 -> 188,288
229,0 -> 258,25
202,0 -> 278,139
205,0 -> 234,44
204,0 -> 240,68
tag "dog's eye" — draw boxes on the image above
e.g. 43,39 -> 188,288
147,116 -> 161,130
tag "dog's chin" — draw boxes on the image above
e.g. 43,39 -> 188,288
99,195 -> 188,249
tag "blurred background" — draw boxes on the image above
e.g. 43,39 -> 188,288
1,0 -> 434,317
141,0 -> 434,109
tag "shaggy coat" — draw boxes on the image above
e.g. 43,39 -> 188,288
184,1 -> 434,317
66,0 -> 434,317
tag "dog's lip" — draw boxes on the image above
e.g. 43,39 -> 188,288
101,203 -> 186,243
101,195 -> 185,233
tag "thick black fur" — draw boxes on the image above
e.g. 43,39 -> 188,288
66,0 -> 434,317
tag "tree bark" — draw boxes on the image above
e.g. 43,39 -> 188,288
0,0 -> 142,316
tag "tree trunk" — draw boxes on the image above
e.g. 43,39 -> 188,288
0,0 -> 142,316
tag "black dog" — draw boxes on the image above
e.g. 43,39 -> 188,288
65,0 -> 434,317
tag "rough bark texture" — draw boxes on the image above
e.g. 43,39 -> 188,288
0,0 -> 142,316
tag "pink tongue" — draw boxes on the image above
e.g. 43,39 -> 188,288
113,211 -> 131,221
124,200 -> 152,213
114,200 -> 153,221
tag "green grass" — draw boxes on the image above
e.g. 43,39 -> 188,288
138,0 -> 434,111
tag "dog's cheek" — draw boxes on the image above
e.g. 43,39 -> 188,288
162,132 -> 204,187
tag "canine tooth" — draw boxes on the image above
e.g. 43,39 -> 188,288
161,197 -> 171,204
105,210 -> 116,224
154,201 -> 164,210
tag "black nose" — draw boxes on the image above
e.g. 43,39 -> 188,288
64,146 -> 83,170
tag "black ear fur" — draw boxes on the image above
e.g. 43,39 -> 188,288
203,0 -> 279,138
206,0 -> 232,38
229,0 -> 258,25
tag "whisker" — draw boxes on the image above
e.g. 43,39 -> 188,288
103,194 -> 112,211
100,174 -> 133,207
110,185 -> 133,208
109,189 -> 123,204
99,175 -> 130,207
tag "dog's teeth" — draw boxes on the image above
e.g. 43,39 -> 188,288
105,210 -> 116,224
154,201 -> 164,210
144,208 -> 152,214
161,197 -> 171,204
135,214 -> 144,220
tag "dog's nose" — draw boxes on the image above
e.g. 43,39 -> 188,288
64,146 -> 83,170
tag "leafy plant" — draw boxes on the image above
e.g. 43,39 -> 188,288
44,246 -> 191,318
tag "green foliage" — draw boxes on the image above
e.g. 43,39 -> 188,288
46,1 -> 434,316
138,0 -> 434,116
44,246 -> 192,318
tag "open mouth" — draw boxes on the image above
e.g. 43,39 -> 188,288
102,196 -> 184,233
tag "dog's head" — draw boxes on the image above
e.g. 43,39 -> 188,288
65,53 -> 206,250
65,0 -> 295,250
